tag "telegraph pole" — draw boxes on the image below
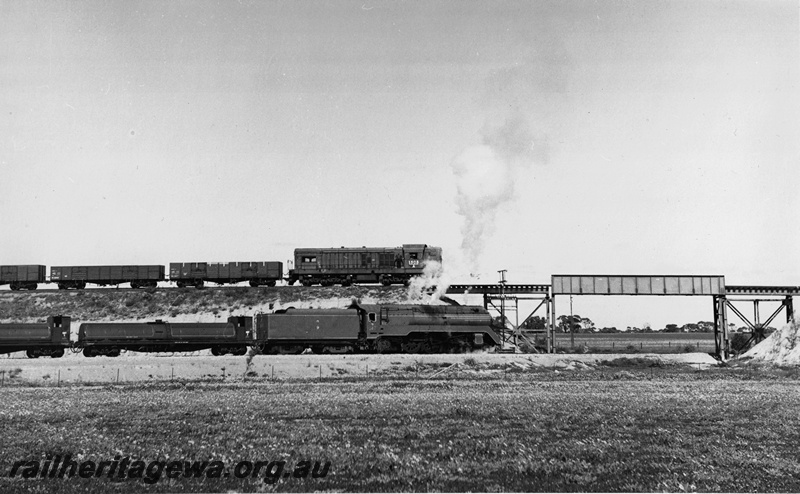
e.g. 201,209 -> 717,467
570,294 -> 575,349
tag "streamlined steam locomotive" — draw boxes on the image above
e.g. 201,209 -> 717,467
0,244 -> 442,290
0,304 -> 500,358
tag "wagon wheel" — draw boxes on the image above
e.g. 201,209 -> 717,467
26,350 -> 38,359
249,280 -> 260,287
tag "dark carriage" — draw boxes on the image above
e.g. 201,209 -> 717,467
77,316 -> 252,356
0,316 -> 71,358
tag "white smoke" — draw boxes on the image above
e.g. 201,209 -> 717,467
406,260 -> 450,304
451,113 -> 544,274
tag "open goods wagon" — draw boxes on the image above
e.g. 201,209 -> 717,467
0,316 -> 71,357
288,244 -> 442,286
50,265 -> 165,289
169,261 -> 283,288
0,265 -> 47,290
77,316 -> 252,357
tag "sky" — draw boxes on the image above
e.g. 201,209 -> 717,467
1,0 -> 798,328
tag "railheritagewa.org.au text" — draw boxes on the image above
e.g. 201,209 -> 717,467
7,455 -> 331,484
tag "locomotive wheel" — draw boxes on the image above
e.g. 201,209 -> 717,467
211,347 -> 221,356
51,348 -> 65,358
274,345 -> 304,355
10,284 -> 20,291
301,279 -> 313,287
401,341 -> 431,354
83,348 -> 96,357
374,338 -> 394,354
26,350 -> 38,359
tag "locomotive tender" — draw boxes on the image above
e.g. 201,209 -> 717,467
0,244 -> 441,290
0,304 -> 500,358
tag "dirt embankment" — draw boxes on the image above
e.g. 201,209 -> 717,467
0,286 -> 430,324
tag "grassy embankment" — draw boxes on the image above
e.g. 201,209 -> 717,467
0,286 -> 411,323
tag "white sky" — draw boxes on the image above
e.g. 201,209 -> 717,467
2,0 -> 798,328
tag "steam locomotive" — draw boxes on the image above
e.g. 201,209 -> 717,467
0,244 -> 442,290
0,304 -> 501,358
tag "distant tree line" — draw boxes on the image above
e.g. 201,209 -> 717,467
519,315 -> 773,334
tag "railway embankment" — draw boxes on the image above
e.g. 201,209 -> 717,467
0,286 -> 421,324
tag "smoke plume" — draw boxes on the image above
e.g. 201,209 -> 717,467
406,260 -> 450,303
452,113 -> 545,274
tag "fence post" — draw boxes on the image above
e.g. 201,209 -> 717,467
57,369 -> 61,387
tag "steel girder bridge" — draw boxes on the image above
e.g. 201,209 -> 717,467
447,275 -> 797,360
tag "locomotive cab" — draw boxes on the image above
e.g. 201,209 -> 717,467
401,244 -> 442,270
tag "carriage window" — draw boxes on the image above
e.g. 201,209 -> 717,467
302,256 -> 317,263
409,253 -> 419,260
368,313 -> 377,323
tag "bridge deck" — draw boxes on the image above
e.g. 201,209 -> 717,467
446,284 -> 550,295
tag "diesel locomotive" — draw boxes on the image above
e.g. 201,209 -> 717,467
0,244 -> 441,290
0,304 -> 501,358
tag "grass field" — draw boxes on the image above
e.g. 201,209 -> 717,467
2,366 -> 800,492
551,332 -> 716,353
